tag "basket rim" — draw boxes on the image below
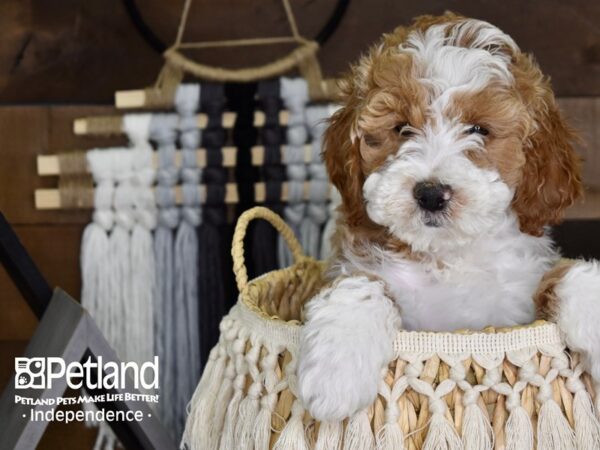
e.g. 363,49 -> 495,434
235,261 -> 565,355
231,299 -> 564,357
239,259 -> 557,333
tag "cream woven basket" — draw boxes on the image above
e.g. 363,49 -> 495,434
181,207 -> 600,450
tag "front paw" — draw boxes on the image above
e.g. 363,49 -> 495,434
296,276 -> 401,421
555,261 -> 600,379
297,337 -> 383,421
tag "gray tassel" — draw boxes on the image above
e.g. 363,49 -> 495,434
174,83 -> 202,440
149,113 -> 180,438
278,77 -> 308,267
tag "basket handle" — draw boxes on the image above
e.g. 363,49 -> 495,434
232,207 -> 305,291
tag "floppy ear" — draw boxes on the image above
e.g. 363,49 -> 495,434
511,56 -> 583,236
323,97 -> 366,227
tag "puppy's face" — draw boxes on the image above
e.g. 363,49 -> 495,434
326,13 -> 582,253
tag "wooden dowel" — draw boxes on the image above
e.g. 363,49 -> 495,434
115,90 -> 147,109
37,144 -> 315,176
34,181 -> 332,210
37,155 -> 61,176
73,110 -> 290,135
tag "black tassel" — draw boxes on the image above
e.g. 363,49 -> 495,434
197,183 -> 227,366
226,83 -> 259,281
251,79 -> 285,277
197,83 -> 231,367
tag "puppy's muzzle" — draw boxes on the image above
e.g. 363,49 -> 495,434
413,181 -> 453,212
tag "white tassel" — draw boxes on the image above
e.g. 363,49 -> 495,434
273,401 -> 309,450
234,387 -> 261,450
124,114 -> 156,376
234,343 -> 263,449
422,413 -> 462,450
345,410 -> 376,450
537,399 -> 576,450
505,405 -> 533,450
320,187 -> 341,260
254,404 -> 274,450
210,357 -> 236,447
110,175 -> 135,361
461,403 -> 493,450
219,336 -> 248,450
315,420 -> 343,450
81,149 -> 116,337
195,344 -> 221,394
184,345 -> 228,450
219,388 -> 245,450
572,390 -> 600,450
375,422 -> 403,450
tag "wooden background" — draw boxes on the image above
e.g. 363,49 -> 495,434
0,1 -> 598,448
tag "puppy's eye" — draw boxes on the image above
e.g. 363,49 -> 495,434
466,125 -> 489,136
394,123 -> 414,137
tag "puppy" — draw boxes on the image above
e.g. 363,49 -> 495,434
297,13 -> 600,422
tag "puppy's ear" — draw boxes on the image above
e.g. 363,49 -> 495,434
512,55 -> 582,236
323,100 -> 366,227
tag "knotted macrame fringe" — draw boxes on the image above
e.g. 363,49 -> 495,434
315,421 -> 343,450
273,400 -> 310,450
81,149 -> 116,432
537,399 -> 577,449
302,105 -> 331,259
150,112 -> 180,436
253,79 -> 285,276
422,412 -> 462,450
461,402 -> 493,450
198,82 -> 229,365
505,404 -> 534,450
345,410 -> 376,450
320,187 -> 341,260
124,114 -> 156,375
573,388 -> 600,449
174,83 -> 203,440
278,77 -> 308,267
180,257 -> 597,450
375,422 -> 403,450
182,335 -> 228,449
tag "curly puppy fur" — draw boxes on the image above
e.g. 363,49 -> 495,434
298,12 -> 599,421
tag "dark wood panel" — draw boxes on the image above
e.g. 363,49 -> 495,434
0,224 -> 84,340
0,106 -> 127,225
553,220 -> 600,261
0,0 -> 599,103
558,98 -> 600,190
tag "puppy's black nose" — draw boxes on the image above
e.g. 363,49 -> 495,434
413,181 -> 452,212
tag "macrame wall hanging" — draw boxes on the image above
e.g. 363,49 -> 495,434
149,112 -> 180,437
197,83 -> 229,365
278,77 -> 309,268
252,79 -> 286,276
34,0 -> 350,447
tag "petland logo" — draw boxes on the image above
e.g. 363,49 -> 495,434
15,356 -> 159,390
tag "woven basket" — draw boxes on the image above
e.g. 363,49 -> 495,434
181,207 -> 600,450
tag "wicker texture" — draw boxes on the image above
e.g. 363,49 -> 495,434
182,207 -> 600,450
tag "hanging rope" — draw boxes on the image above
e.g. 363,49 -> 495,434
278,77 -> 309,268
252,79 -> 286,276
123,114 -> 156,375
301,105 -> 331,259
161,0 -> 320,84
149,113 -> 180,439
198,83 -> 229,366
174,83 -> 203,441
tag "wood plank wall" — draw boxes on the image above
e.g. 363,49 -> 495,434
0,1 -> 598,448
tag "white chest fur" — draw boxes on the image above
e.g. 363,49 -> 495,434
337,216 -> 558,331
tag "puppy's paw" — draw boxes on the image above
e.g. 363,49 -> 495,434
297,340 -> 383,421
297,276 -> 401,421
555,261 -> 600,380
